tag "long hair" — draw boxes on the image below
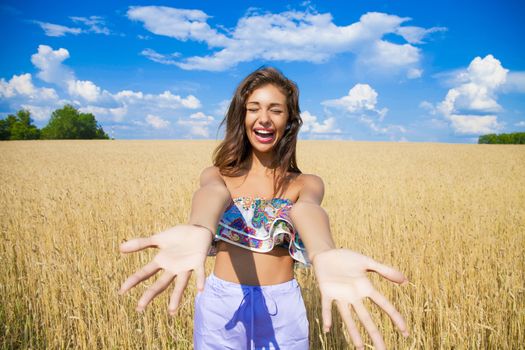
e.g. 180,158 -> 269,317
212,66 -> 303,197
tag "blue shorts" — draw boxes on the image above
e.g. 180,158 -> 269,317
193,272 -> 309,349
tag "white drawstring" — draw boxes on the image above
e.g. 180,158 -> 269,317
226,287 -> 279,349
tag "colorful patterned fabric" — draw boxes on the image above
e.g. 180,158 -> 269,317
207,197 -> 311,267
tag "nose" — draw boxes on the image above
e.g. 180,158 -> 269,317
257,109 -> 271,125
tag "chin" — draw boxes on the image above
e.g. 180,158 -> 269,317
251,144 -> 275,153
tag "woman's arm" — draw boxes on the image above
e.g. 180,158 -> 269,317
188,165 -> 232,236
289,174 -> 335,262
289,174 -> 409,350
119,166 -> 232,314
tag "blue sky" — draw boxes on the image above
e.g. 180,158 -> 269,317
1,0 -> 524,143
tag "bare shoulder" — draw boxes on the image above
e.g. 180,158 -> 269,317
199,166 -> 226,187
296,173 -> 325,204
297,173 -> 325,189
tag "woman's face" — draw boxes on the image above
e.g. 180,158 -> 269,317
244,84 -> 289,154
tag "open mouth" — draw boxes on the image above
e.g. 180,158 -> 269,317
253,129 -> 275,143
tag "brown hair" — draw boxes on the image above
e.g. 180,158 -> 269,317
212,66 -> 303,197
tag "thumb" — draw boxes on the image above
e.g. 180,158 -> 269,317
119,237 -> 155,253
367,258 -> 407,284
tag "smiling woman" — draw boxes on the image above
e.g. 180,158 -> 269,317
119,66 -> 409,350
212,67 -> 303,198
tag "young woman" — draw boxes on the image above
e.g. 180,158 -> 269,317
119,67 -> 409,349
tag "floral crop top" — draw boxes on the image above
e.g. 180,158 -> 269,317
207,197 -> 311,267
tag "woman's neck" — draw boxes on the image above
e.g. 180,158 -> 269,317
247,151 -> 278,176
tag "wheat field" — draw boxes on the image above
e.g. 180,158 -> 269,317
1,140 -> 523,349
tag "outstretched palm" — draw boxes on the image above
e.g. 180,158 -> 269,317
118,224 -> 212,315
313,249 -> 409,350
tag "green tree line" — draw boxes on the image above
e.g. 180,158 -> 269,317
0,104 -> 111,140
478,132 -> 525,144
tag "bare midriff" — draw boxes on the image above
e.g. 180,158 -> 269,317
213,241 -> 294,286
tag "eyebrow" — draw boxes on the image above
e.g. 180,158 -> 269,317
246,102 -> 285,107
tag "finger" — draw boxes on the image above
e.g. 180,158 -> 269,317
321,295 -> 333,333
335,300 -> 364,349
168,271 -> 191,315
369,289 -> 409,337
136,272 -> 175,312
366,258 -> 407,284
194,265 -> 206,292
352,300 -> 386,350
120,237 -> 156,253
119,261 -> 160,295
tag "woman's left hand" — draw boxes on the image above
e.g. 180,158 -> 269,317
312,248 -> 409,350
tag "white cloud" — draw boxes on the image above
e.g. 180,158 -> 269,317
105,89 -> 201,124
155,91 -> 201,109
180,94 -> 201,109
0,73 -> 58,100
34,21 -> 82,37
30,45 -> 201,113
407,68 -> 423,79
321,83 -> 407,138
438,55 -> 508,115
140,49 -> 181,65
127,6 -> 230,47
189,112 -> 214,121
8,74 -> 36,97
300,111 -> 341,134
0,71 -> 63,122
322,84 -> 387,119
79,105 -> 128,122
67,80 -> 102,102
419,100 -> 436,115
70,16 -> 110,35
146,114 -> 170,129
1,45 -> 204,132
360,40 -> 419,68
358,115 -> 406,134
114,90 -> 144,100
395,26 -> 446,44
31,45 -> 109,104
436,55 -> 507,134
447,114 -> 501,135
515,121 -> 525,127
177,112 -> 215,137
31,45 -> 75,85
34,16 -> 111,37
128,6 -> 442,75
467,55 -> 508,88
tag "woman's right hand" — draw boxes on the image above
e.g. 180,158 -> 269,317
118,224 -> 213,315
